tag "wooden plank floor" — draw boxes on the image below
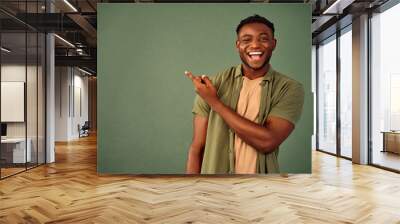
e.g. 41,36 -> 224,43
1,134 -> 400,224
1,167 -> 26,178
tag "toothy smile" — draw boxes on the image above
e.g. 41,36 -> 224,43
247,51 -> 263,60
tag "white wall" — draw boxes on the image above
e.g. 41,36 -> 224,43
1,65 -> 26,141
1,65 -> 26,81
1,64 -> 46,164
72,72 -> 89,138
1,65 -> 40,137
55,66 -> 70,141
55,66 -> 89,141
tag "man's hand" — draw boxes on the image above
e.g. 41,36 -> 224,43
185,71 -> 219,107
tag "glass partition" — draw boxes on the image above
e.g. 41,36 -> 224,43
38,32 -> 45,165
317,35 -> 337,155
1,31 -> 28,177
0,1 -> 46,179
27,31 -> 38,169
339,26 -> 352,158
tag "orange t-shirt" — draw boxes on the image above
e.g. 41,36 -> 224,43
234,76 -> 264,174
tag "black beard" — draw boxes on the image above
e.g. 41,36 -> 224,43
239,53 -> 270,71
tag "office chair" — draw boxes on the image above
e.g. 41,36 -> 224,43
79,121 -> 90,138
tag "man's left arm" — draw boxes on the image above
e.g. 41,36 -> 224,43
186,72 -> 304,153
210,101 -> 295,153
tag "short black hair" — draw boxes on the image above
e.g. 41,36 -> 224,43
236,14 -> 275,35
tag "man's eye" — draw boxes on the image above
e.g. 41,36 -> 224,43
260,38 -> 269,42
241,39 -> 251,43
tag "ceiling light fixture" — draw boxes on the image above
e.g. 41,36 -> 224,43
1,47 -> 11,53
322,0 -> 354,15
63,0 -> 78,12
78,67 -> 93,76
54,34 -> 75,48
76,48 -> 84,55
323,0 -> 342,14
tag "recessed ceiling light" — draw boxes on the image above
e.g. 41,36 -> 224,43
322,0 -> 354,15
78,67 -> 93,76
63,0 -> 78,12
1,47 -> 11,53
54,34 -> 75,48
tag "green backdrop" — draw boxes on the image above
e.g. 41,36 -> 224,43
98,3 -> 312,174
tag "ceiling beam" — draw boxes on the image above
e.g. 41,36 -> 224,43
55,55 -> 96,70
67,13 -> 97,46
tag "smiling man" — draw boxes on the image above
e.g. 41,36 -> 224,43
185,15 -> 304,174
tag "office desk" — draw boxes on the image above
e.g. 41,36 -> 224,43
381,131 -> 400,154
1,138 -> 31,163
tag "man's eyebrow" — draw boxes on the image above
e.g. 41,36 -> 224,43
239,34 -> 252,38
240,33 -> 271,38
259,33 -> 271,37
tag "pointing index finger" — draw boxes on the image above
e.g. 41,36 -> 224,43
185,70 -> 194,80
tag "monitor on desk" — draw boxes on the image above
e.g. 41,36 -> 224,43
1,123 -> 7,138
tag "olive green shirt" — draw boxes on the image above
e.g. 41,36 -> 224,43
192,64 -> 304,174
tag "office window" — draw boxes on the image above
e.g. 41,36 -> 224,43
317,35 -> 337,154
339,27 -> 352,158
371,2 -> 400,171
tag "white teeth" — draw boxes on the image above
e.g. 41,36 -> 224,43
248,51 -> 262,55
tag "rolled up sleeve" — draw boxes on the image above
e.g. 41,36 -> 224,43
192,94 -> 210,117
268,81 -> 305,125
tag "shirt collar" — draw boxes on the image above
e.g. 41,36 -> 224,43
234,64 -> 275,82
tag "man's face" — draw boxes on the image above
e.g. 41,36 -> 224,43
236,23 -> 276,71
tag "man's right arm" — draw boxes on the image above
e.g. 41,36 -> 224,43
186,115 -> 208,174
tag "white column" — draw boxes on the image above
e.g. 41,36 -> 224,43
352,14 -> 369,164
46,33 -> 55,163
46,1 -> 55,163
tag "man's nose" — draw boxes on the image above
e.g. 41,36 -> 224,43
249,40 -> 262,48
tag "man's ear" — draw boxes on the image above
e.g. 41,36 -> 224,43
272,38 -> 277,51
235,39 -> 240,50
